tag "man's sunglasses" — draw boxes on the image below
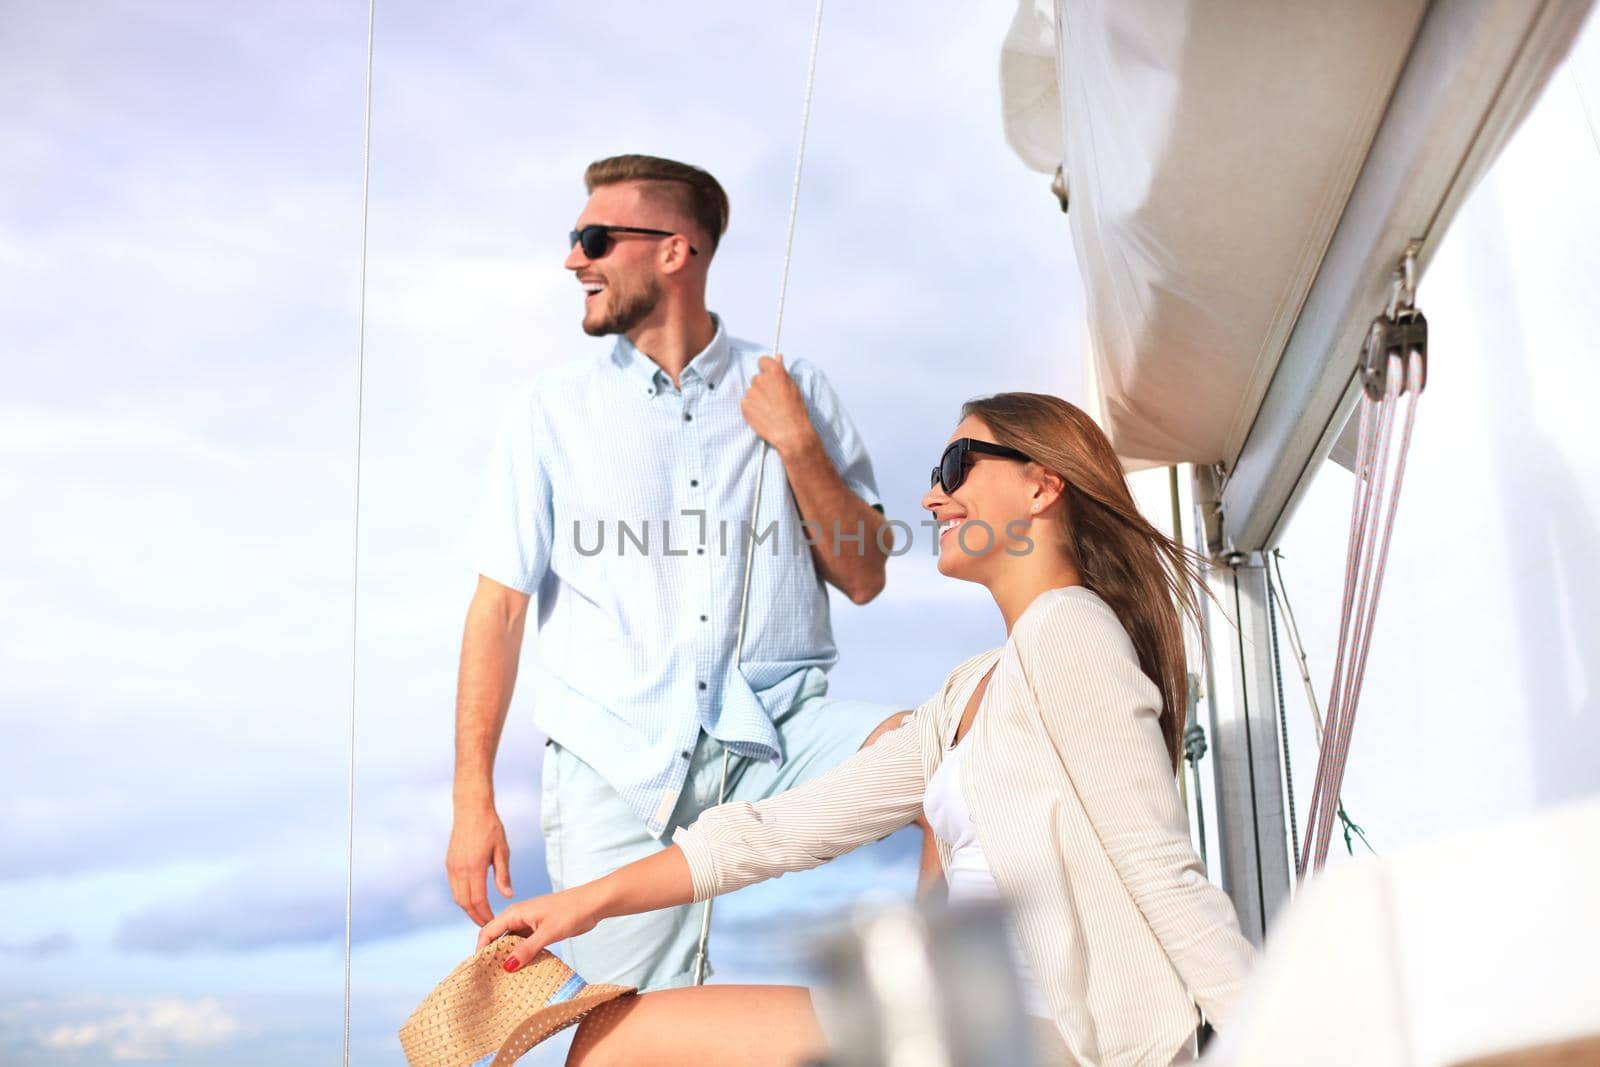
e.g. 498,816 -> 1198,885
569,224 -> 699,259
931,438 -> 1033,494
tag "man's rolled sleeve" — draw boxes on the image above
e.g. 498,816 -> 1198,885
470,386 -> 555,595
794,361 -> 882,512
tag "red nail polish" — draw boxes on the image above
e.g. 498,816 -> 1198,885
503,957 -> 521,973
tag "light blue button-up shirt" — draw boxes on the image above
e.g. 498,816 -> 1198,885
473,314 -> 882,836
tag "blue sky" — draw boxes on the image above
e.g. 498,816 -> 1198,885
1,2 -> 1080,1062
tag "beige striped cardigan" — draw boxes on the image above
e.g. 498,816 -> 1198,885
673,585 -> 1256,1066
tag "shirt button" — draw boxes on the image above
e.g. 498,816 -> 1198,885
699,614 -> 708,622
698,681 -> 708,690
690,479 -> 699,487
684,413 -> 693,422
681,750 -> 692,759
696,547 -> 705,555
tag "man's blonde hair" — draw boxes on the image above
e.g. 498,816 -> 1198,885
584,154 -> 730,254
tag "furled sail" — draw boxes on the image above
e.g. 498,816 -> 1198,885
1003,0 -> 1592,545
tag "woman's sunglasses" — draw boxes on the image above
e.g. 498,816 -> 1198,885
568,224 -> 699,260
931,438 -> 1033,494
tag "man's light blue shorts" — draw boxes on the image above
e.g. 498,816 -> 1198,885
539,666 -> 905,991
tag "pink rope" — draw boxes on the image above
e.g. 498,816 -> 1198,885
1303,344 -> 1424,874
1300,396 -> 1373,863
1318,370 -> 1399,861
1303,380 -> 1395,866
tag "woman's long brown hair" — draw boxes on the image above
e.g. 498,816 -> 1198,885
962,393 -> 1208,771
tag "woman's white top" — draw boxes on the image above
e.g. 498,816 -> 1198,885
923,735 -> 1054,1019
674,585 -> 1255,1066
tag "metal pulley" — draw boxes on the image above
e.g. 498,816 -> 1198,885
1359,307 -> 1427,399
1303,241 -> 1431,877
1360,244 -> 1428,400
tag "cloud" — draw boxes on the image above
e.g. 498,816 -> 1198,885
113,869 -> 454,956
32,997 -> 240,1062
110,787 -> 546,954
0,990 -> 410,1066
0,932 -> 74,957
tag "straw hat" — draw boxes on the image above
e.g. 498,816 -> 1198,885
399,936 -> 636,1066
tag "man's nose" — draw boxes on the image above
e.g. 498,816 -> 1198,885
563,239 -> 587,271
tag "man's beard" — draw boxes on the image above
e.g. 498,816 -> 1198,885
583,275 -> 663,337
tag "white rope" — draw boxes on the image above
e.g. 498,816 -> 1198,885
692,0 -> 827,987
766,0 -> 824,364
343,0 -> 376,1060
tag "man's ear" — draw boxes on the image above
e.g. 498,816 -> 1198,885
663,224 -> 709,275
658,235 -> 695,275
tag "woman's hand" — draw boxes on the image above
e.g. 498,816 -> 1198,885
476,886 -> 602,972
473,845 -> 698,973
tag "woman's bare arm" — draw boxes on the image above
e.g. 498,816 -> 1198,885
476,844 -> 696,971
479,702 -> 933,971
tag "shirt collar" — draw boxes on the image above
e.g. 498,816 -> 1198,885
609,313 -> 730,395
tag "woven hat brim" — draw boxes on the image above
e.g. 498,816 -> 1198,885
487,984 -> 635,1065
399,937 -> 636,1067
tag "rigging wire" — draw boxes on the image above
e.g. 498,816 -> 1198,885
694,0 -> 828,988
1264,561 -> 1301,883
1168,466 -> 1190,815
1571,66 -> 1600,164
1228,568 -> 1269,940
1269,550 -> 1374,859
1267,550 -> 1323,740
1168,464 -> 1210,868
343,0 -> 377,1061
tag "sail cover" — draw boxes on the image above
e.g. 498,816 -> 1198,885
1003,0 -> 1587,475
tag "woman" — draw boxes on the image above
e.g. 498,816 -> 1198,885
478,393 -> 1256,1067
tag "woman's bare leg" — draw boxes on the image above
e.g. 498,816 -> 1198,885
563,712 -> 928,1065
862,711 -> 946,900
566,985 -> 826,1067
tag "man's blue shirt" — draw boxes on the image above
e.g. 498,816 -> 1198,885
473,314 -> 881,835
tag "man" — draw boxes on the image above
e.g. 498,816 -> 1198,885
447,154 -> 914,991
